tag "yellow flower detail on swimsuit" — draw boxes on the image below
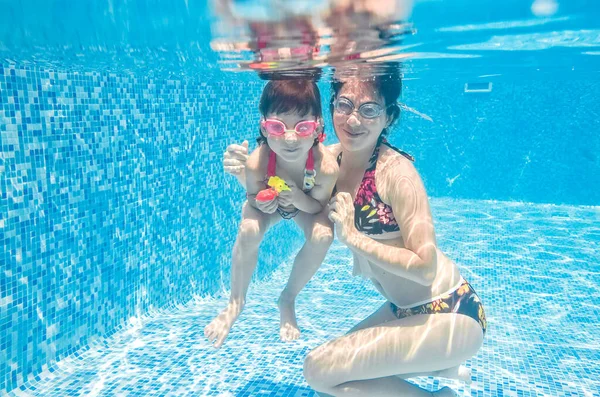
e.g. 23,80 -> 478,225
361,205 -> 370,212
267,176 -> 291,193
367,209 -> 377,218
478,305 -> 487,329
457,284 -> 470,296
426,299 -> 449,312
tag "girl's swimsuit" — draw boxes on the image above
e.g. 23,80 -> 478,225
335,135 -> 486,335
266,148 -> 316,219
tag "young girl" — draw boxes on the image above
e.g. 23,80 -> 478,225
204,79 -> 339,349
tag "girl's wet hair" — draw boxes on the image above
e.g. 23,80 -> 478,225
330,62 -> 402,138
257,77 -> 322,145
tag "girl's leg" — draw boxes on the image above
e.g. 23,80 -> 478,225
278,209 -> 334,341
204,202 -> 280,348
304,312 -> 484,396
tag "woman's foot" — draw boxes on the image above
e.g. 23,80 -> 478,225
278,295 -> 301,341
204,304 -> 241,349
436,365 -> 472,384
432,386 -> 458,396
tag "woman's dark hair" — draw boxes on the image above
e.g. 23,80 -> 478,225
257,78 -> 322,145
330,62 -> 402,139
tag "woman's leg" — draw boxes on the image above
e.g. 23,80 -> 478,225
205,202 -> 280,348
345,303 -> 473,384
345,301 -> 396,335
304,311 -> 484,396
278,209 -> 334,341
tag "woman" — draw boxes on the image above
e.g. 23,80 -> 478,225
223,64 -> 486,396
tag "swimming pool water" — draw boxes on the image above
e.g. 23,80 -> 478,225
2,0 -> 600,395
7,198 -> 599,396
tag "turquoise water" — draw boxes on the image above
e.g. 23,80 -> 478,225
1,0 -> 600,396
7,199 -> 600,396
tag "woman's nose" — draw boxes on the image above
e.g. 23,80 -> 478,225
347,113 -> 361,127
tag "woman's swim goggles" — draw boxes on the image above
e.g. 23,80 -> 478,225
333,97 -> 394,119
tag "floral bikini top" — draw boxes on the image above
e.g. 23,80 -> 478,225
334,136 -> 414,235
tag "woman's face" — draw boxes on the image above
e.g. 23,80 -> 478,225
333,80 -> 390,152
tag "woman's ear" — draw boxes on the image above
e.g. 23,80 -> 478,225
387,104 -> 400,127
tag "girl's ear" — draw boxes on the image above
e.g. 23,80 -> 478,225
259,118 -> 267,134
258,119 -> 268,141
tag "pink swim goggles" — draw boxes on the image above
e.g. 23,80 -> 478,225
261,119 -> 319,137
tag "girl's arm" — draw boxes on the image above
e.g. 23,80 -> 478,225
224,141 -> 339,189
281,147 -> 339,214
245,146 -> 278,214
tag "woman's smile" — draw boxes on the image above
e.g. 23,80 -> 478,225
344,128 -> 366,137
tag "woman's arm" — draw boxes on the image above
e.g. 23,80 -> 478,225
328,160 -> 437,286
223,141 -> 249,186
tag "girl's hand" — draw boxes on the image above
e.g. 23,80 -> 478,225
277,185 -> 295,208
256,195 -> 278,214
328,192 -> 358,244
223,141 -> 249,175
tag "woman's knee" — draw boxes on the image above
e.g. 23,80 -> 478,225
303,350 -> 334,393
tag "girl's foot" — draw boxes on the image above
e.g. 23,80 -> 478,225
204,304 -> 240,349
278,295 -> 301,341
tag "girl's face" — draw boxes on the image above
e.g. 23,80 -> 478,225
262,111 -> 321,162
333,80 -> 390,153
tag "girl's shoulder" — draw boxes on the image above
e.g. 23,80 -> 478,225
246,143 -> 270,173
326,143 -> 343,158
314,143 -> 339,177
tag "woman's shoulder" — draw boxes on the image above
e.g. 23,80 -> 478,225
376,144 -> 424,201
378,144 -> 417,176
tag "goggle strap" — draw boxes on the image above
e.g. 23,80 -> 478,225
306,148 -> 314,171
267,150 -> 277,177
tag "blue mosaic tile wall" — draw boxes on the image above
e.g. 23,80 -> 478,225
0,63 -> 303,394
389,71 -> 600,206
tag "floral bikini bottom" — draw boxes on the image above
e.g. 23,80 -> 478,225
390,278 -> 487,335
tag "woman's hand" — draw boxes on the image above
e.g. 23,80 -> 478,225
223,141 -> 249,175
328,192 -> 358,244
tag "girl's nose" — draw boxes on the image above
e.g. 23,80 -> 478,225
284,130 -> 298,144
